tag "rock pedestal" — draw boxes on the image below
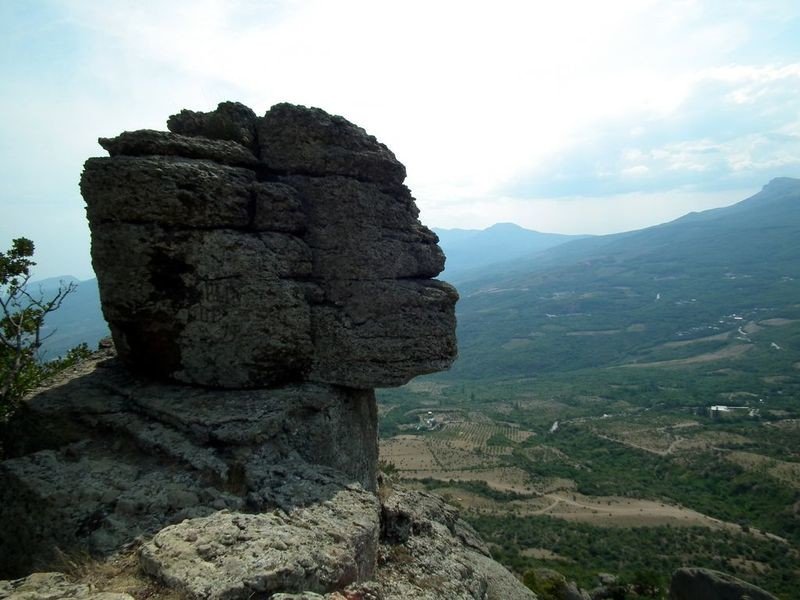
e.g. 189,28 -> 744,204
0,102 -> 534,599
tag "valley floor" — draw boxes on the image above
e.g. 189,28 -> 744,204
377,338 -> 800,598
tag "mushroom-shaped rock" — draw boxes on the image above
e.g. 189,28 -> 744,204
81,102 -> 457,389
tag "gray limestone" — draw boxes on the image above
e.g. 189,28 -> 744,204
259,103 -> 407,184
81,101 -> 457,389
669,567 -> 777,600
98,129 -> 259,167
371,489 -> 537,600
310,279 -> 458,388
0,354 -> 377,577
139,485 -> 380,599
167,101 -> 260,151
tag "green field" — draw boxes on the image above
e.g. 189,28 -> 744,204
378,317 -> 800,598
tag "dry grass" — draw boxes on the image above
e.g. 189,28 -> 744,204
52,546 -> 185,600
726,451 -> 800,488
380,435 -> 441,471
536,493 -> 729,528
502,338 -> 534,350
408,466 -> 535,494
621,343 -> 753,368
661,331 -> 731,349
423,482 -> 757,531
588,419 -> 703,456
766,419 -> 800,431
380,423 -> 535,474
742,321 -> 763,334
729,557 -> 772,575
566,330 -> 621,336
521,548 -> 572,561
759,318 -> 799,327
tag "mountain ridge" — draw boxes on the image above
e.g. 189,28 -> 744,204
441,177 -> 800,379
453,177 -> 800,290
434,222 -> 586,280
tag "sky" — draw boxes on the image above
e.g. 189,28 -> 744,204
1,0 -> 799,280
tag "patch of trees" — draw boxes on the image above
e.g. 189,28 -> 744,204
1,238 -> 90,427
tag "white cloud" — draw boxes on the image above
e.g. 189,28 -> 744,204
424,187 -> 758,235
622,165 -> 650,177
503,61 -> 800,201
2,0 -> 800,276
53,0 -> 751,195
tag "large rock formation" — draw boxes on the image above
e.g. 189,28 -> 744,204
669,567 -> 778,600
0,351 -> 379,577
81,101 -> 456,389
0,102 -> 534,599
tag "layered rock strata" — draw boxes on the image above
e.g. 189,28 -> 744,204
0,355 -> 535,599
0,352 -> 378,577
81,102 -> 457,389
0,102 -> 534,599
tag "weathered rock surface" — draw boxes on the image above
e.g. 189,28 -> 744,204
259,103 -> 407,184
98,129 -> 259,167
89,223 -> 313,388
0,356 -> 534,599
137,485 -> 534,600
286,175 -> 444,280
140,485 -> 379,598
311,279 -> 458,388
563,582 -> 592,600
1,368 -> 533,598
81,101 -> 456,389
167,100 -> 260,151
82,155 -> 305,230
371,489 -> 536,600
0,353 -> 377,577
668,567 -> 777,600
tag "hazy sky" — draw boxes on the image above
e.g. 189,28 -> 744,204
2,0 -> 799,279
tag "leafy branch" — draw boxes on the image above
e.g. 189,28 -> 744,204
0,238 -> 81,421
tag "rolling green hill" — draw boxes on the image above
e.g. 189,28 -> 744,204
442,177 -> 800,380
380,179 -> 800,598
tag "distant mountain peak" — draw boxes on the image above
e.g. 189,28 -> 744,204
29,275 -> 81,288
762,176 -> 800,191
434,223 -> 585,280
486,222 -> 528,231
